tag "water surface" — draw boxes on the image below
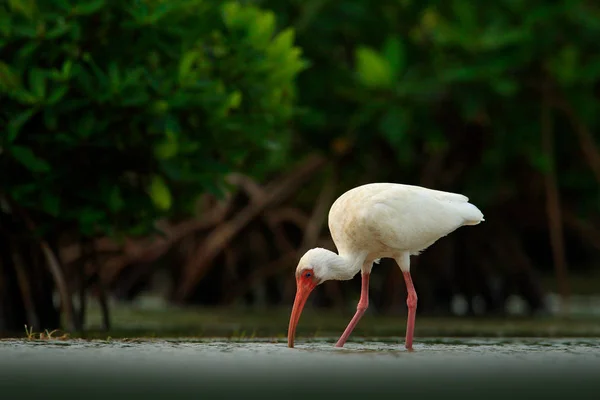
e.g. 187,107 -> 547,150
1,338 -> 599,399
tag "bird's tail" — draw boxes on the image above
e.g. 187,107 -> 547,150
461,202 -> 484,225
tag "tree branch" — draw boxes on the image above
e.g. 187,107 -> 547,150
175,155 -> 327,302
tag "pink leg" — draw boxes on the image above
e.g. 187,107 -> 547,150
402,271 -> 418,350
335,273 -> 370,348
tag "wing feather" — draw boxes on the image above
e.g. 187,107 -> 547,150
357,184 -> 483,252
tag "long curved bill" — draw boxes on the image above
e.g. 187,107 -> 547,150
287,278 -> 317,348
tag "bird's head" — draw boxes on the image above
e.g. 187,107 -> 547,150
287,248 -> 340,348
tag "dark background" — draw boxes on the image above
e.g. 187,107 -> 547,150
1,0 -> 599,338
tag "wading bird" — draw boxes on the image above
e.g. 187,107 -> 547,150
287,183 -> 484,350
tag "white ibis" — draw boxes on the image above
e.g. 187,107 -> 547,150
287,183 -> 484,350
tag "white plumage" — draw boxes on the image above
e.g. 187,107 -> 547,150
330,183 -> 484,257
287,183 -> 484,350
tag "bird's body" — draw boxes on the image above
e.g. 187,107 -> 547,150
287,182 -> 484,350
330,183 -> 483,263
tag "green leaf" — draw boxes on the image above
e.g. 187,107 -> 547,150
248,10 -> 276,45
47,86 -> 69,104
62,60 -> 73,79
29,68 -> 46,99
269,28 -> 295,56
153,100 -> 169,114
46,22 -> 71,39
178,51 -> 199,83
12,88 -> 38,105
17,42 -> 39,60
382,35 -> 406,76
0,61 -> 21,92
9,183 -> 38,201
10,145 -> 51,173
73,0 -> 105,15
148,175 -> 172,211
41,194 -> 60,216
8,109 -> 36,142
8,0 -> 37,19
222,2 -> 241,28
108,187 -> 124,212
451,0 -> 476,29
548,46 -> 579,85
355,46 -> 394,89
154,131 -> 179,160
492,78 -> 518,97
78,208 -> 106,236
12,24 -> 38,38
228,90 -> 242,110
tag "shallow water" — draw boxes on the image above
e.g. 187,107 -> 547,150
4,337 -> 600,359
1,338 -> 599,399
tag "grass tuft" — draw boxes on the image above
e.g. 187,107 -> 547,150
24,325 -> 70,341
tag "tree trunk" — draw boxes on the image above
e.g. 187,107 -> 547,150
0,239 -> 60,335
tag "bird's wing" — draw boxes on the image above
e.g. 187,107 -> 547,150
359,184 -> 483,252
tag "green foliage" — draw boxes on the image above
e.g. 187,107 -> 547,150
0,0 -> 308,237
355,46 -> 394,89
355,36 -> 406,89
2,0 -> 598,241
263,0 -> 600,209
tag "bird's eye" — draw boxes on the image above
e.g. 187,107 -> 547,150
305,272 -> 312,278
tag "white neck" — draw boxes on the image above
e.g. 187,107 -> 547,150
319,249 -> 367,281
